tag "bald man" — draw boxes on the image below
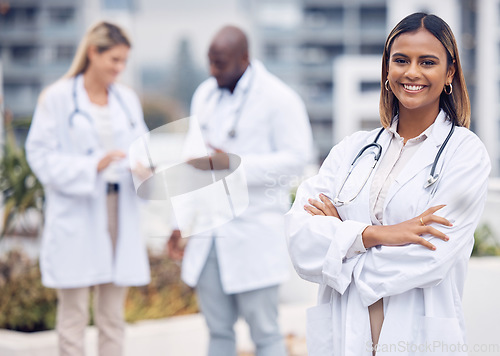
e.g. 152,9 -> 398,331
168,26 -> 313,356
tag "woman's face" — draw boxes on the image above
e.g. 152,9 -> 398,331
387,28 -> 455,114
87,44 -> 130,85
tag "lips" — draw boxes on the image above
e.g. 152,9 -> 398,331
403,84 -> 425,91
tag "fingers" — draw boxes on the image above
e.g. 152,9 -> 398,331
420,205 -> 446,218
187,157 -> 211,170
210,152 -> 230,170
167,231 -> 185,260
319,194 -> 341,219
422,214 -> 453,227
414,236 -> 437,251
304,204 -> 325,216
308,198 -> 329,214
421,225 -> 450,242
107,150 -> 126,160
208,144 -> 225,153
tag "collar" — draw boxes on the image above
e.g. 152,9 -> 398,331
217,64 -> 253,96
388,109 -> 449,145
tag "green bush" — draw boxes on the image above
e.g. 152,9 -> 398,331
0,250 -> 57,332
472,224 -> 500,256
0,249 -> 197,332
125,253 -> 198,322
0,115 -> 44,238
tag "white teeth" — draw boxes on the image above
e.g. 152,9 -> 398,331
404,84 -> 424,91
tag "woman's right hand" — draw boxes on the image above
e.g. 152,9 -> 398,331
97,150 -> 126,172
362,205 -> 452,251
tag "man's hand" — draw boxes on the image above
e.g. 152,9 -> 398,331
166,229 -> 185,260
187,146 -> 230,171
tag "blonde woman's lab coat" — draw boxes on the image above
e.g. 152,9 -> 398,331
180,60 -> 313,294
286,111 -> 490,355
26,75 -> 150,289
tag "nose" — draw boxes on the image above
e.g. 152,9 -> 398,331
116,60 -> 126,73
209,64 -> 219,79
405,61 -> 420,80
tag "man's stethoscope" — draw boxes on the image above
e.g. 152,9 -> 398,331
68,76 -> 136,154
332,123 -> 455,207
201,67 -> 254,140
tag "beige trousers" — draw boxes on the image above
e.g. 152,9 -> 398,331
56,192 -> 127,356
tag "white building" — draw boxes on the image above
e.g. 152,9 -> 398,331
476,0 -> 500,176
0,0 -> 137,120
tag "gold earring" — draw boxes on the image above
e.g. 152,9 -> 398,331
444,83 -> 453,95
385,80 -> 390,91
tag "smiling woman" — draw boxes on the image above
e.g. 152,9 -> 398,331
380,13 -> 470,132
286,12 -> 490,356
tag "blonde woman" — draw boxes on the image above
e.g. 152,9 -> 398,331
286,13 -> 490,355
26,22 -> 150,356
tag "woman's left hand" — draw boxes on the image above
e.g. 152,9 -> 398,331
304,193 -> 342,220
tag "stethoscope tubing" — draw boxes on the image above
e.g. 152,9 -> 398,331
69,76 -> 135,129
333,123 -> 455,207
201,66 -> 254,140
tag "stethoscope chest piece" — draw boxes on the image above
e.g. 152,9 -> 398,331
424,174 -> 439,188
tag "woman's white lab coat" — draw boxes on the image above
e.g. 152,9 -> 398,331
286,111 -> 490,355
26,75 -> 150,289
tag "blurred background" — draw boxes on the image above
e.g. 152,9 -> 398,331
1,0 -> 500,355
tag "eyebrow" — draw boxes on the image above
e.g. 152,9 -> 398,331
391,52 -> 441,60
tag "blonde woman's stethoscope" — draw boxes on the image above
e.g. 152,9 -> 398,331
68,76 -> 136,155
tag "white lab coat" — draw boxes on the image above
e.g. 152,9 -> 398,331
286,111 -> 490,355
181,60 -> 313,294
26,75 -> 150,289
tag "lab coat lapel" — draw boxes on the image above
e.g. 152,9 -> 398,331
342,129 -> 392,223
383,111 -> 451,210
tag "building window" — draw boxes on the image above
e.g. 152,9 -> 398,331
24,7 -> 38,22
49,7 -> 74,24
11,46 -> 37,63
303,6 -> 343,28
360,6 -> 386,30
360,43 -> 384,55
56,45 -> 75,61
264,44 -> 280,60
300,46 -> 328,64
360,81 -> 380,93
258,3 -> 301,29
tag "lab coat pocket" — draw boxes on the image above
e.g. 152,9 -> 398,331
414,316 -> 465,355
306,303 -> 334,356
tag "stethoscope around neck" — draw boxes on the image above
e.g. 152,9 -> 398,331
201,67 -> 254,140
69,75 -> 136,131
332,123 -> 456,207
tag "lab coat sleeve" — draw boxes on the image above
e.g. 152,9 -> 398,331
26,89 -> 102,196
353,133 -> 491,307
239,92 -> 313,186
285,136 -> 369,292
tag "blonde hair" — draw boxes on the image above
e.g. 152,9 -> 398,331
64,21 -> 131,78
380,13 -> 470,128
